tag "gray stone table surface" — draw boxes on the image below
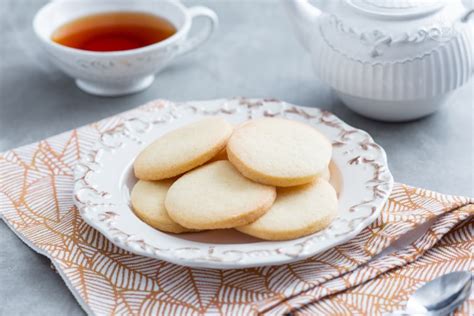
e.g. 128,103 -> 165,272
0,0 -> 473,315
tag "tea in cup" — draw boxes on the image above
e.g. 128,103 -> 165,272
33,0 -> 218,96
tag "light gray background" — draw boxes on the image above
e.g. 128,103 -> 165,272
0,0 -> 473,315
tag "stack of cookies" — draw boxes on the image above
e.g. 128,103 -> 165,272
131,117 -> 337,241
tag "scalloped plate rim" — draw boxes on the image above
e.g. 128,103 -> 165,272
73,98 -> 394,269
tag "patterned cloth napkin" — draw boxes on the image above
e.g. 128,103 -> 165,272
0,101 -> 472,316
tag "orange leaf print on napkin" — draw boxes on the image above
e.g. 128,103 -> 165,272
1,101 -> 472,315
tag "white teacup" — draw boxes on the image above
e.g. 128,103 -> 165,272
33,0 -> 218,96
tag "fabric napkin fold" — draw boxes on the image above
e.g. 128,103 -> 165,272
0,101 -> 472,316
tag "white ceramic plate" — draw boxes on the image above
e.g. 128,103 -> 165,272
73,98 -> 393,269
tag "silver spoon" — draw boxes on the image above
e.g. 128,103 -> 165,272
388,271 -> 472,316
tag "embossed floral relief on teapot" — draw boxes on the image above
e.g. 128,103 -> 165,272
284,0 -> 473,121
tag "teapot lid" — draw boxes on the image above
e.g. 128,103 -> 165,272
318,0 -> 468,62
344,0 -> 446,19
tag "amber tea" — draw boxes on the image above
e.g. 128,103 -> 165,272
51,12 -> 177,52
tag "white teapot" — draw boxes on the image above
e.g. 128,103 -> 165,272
284,0 -> 473,121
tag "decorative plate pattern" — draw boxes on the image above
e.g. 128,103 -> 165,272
73,98 -> 393,268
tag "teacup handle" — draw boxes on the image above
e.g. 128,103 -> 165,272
177,6 -> 218,56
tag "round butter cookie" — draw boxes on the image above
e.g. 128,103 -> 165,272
208,147 -> 228,163
134,117 -> 233,180
165,160 -> 276,230
236,178 -> 338,240
227,118 -> 332,187
131,180 -> 194,234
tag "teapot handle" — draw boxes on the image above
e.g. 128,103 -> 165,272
284,0 -> 323,52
